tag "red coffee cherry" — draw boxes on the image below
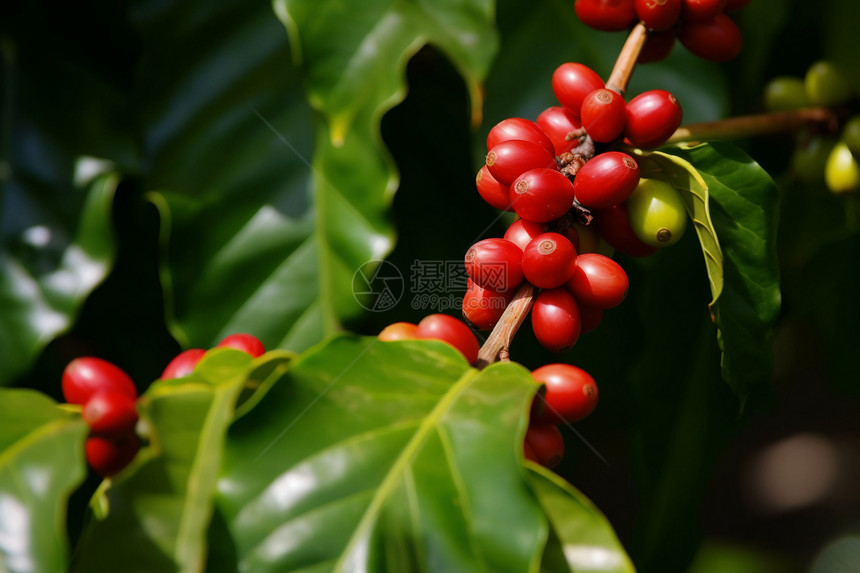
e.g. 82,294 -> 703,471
574,0 -> 638,31
681,0 -> 727,21
378,322 -> 419,341
537,106 -> 583,155
635,0 -> 682,31
638,29 -> 677,63
86,433 -> 141,478
476,165 -> 514,211
531,363 -> 599,424
551,63 -> 605,117
573,151 -> 640,209
624,90 -> 683,148
679,13 -> 743,62
464,238 -> 524,292
724,0 -> 752,9
566,253 -> 629,309
161,348 -> 206,380
217,333 -> 265,357
487,117 -> 555,157
510,168 -> 576,223
595,203 -> 659,257
62,357 -> 137,405
462,279 -> 513,331
532,288 -> 582,353
522,233 -> 578,289
580,89 -> 628,143
579,304 -> 605,334
82,391 -> 139,436
415,314 -> 480,364
504,219 -> 548,250
486,140 -> 557,186
524,423 -> 565,468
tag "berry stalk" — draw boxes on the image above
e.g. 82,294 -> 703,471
606,22 -> 649,96
475,282 -> 536,368
665,107 -> 839,144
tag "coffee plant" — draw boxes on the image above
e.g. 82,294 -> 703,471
2,0 -> 860,572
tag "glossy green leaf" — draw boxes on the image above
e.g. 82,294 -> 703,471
144,0 -> 498,353
216,335 -> 547,573
666,143 -> 781,405
638,151 -> 724,307
528,465 -> 635,573
71,349 -> 291,573
0,173 -> 117,386
0,389 -> 88,573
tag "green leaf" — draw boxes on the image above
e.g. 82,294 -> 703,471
216,335 -> 547,573
666,143 -> 781,405
528,466 -> 635,573
0,173 -> 118,386
71,349 -> 291,573
144,0 -> 499,353
638,151 -> 724,307
0,388 -> 88,573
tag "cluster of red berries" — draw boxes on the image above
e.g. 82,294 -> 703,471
61,333 -> 266,477
469,60 -> 685,354
378,316 -> 598,469
574,0 -> 754,63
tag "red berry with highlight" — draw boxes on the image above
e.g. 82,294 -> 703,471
580,89 -> 628,143
464,238 -> 524,292
487,118 -> 555,157
486,140 -> 557,186
510,168 -> 576,223
504,219 -> 548,251
532,288 -> 582,353
62,357 -> 137,405
522,233 -> 578,289
462,280 -> 513,331
573,151 -> 640,209
476,165 -> 514,211
217,333 -> 265,357
566,253 -> 629,309
679,14 -> 743,62
416,314 -> 480,364
537,106 -> 583,155
635,0 -> 682,31
82,391 -> 139,436
552,63 -> 605,117
625,90 -> 683,148
532,363 -> 599,424
161,348 -> 206,380
574,0 -> 638,31
378,322 -> 419,341
681,0 -> 727,21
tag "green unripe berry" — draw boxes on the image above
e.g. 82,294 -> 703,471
764,76 -> 809,111
804,61 -> 854,107
791,134 -> 837,184
842,116 -> 860,158
825,141 -> 860,194
626,178 -> 688,247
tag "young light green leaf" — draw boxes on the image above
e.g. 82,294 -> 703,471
216,335 -> 548,573
0,389 -> 88,573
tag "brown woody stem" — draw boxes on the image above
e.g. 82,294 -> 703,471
475,282 -> 536,369
606,22 -> 649,96
666,107 -> 840,144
